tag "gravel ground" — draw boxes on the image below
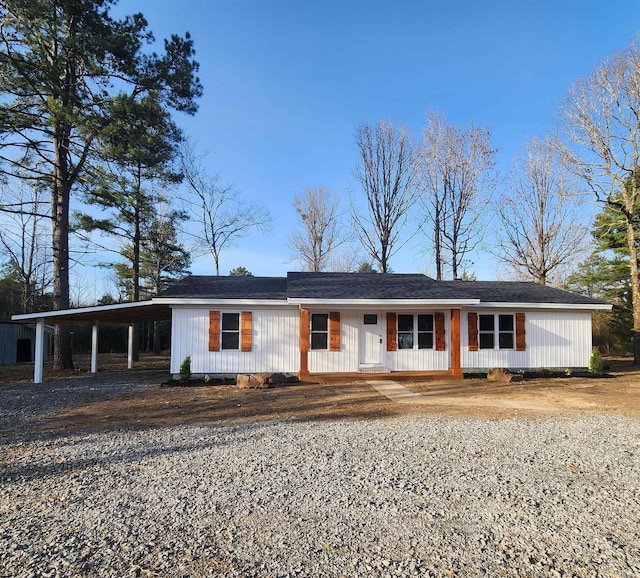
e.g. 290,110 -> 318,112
1,376 -> 639,577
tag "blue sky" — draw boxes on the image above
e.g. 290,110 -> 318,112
105,0 -> 640,283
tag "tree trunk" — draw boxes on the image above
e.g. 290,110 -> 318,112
153,320 -> 161,354
52,139 -> 74,369
434,203 -> 442,281
131,177 -> 141,362
626,219 -> 640,364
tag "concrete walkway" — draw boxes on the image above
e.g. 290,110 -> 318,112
368,380 -> 424,403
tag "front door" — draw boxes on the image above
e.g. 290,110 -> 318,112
360,313 -> 383,365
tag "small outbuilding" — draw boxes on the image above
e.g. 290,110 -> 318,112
0,321 -> 52,365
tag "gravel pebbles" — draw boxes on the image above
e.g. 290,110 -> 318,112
0,375 -> 639,577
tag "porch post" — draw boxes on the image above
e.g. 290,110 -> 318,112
34,318 -> 45,384
127,324 -> 134,369
91,321 -> 99,374
450,309 -> 462,377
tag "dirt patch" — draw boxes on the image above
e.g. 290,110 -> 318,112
30,357 -> 639,433
0,352 -> 171,385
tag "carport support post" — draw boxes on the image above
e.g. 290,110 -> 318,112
34,318 -> 44,384
91,321 -> 99,374
127,324 -> 134,369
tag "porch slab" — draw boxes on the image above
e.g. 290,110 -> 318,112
302,370 -> 458,384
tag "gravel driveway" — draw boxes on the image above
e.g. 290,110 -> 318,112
1,374 -> 639,577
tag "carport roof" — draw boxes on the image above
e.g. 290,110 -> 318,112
12,300 -> 172,324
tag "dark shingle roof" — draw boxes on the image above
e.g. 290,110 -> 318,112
156,275 -> 288,300
156,273 -> 607,306
437,280 -> 606,305
286,272 -> 443,299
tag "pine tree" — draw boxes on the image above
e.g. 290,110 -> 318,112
0,0 -> 202,367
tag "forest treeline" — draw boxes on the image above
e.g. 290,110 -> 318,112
0,1 -> 638,362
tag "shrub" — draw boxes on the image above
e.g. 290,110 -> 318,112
179,355 -> 191,384
589,348 -> 604,375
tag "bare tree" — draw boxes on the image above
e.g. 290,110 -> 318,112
289,187 -> 343,271
496,137 -> 587,285
417,112 -> 497,279
180,144 -> 271,275
560,39 -> 640,362
0,183 -> 52,312
328,246 -> 362,272
352,120 -> 416,273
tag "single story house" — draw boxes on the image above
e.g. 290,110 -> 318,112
154,272 -> 610,378
12,272 -> 611,383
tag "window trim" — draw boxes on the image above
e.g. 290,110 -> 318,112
221,311 -> 241,350
396,313 -> 435,350
417,313 -> 435,350
311,313 -> 329,350
478,313 -> 515,350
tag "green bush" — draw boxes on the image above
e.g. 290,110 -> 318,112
179,355 -> 191,384
589,348 -> 604,375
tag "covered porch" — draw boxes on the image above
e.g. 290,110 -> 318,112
12,301 -> 172,383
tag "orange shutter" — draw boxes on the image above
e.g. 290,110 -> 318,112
209,311 -> 220,352
516,312 -> 526,351
241,311 -> 252,352
386,312 -> 397,352
468,312 -> 478,352
329,312 -> 341,351
435,312 -> 446,351
300,308 -> 310,353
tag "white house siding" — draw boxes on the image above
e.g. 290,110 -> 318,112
386,312 -> 450,371
461,309 -> 593,370
308,309 -> 360,373
388,348 -> 449,371
170,307 -> 300,375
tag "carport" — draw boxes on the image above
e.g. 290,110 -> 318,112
12,301 -> 172,383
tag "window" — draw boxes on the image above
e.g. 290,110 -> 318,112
221,312 -> 240,350
498,314 -> 514,349
363,314 -> 378,325
397,314 -> 434,350
478,314 -> 514,350
397,314 -> 414,349
417,314 -> 434,349
311,313 -> 328,350
479,314 -> 494,349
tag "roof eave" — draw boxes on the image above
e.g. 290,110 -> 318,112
287,298 -> 481,307
152,297 -> 291,307
475,302 -> 612,310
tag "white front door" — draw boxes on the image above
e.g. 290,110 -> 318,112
360,313 -> 383,365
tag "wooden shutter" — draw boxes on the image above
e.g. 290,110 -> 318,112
516,312 -> 526,351
435,312 -> 446,351
300,308 -> 310,353
386,312 -> 397,352
208,311 -> 220,352
241,311 -> 252,352
468,312 -> 478,352
329,312 -> 341,352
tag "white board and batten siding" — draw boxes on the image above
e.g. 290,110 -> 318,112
170,307 -> 300,375
308,309 -> 358,373
461,309 -> 593,370
390,348 -> 449,371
